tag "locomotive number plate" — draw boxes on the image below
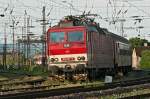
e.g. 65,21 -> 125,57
61,57 -> 75,61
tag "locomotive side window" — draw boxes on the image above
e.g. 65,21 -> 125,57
68,31 -> 83,42
50,32 -> 65,42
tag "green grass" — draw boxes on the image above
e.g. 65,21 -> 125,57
140,50 -> 150,69
0,75 -> 8,81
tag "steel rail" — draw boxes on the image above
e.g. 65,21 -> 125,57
0,77 -> 150,99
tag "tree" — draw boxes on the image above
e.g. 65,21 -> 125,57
141,38 -> 149,46
129,37 -> 149,48
140,50 -> 150,69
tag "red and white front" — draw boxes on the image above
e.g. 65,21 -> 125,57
48,54 -> 87,68
47,26 -> 87,69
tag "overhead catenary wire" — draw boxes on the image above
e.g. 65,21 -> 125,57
0,0 -> 149,41
123,0 -> 150,17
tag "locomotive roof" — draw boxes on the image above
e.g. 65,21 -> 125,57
109,32 -> 129,43
49,15 -> 129,44
86,25 -> 129,43
101,28 -> 129,43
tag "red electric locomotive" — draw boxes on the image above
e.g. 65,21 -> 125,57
47,15 -> 131,79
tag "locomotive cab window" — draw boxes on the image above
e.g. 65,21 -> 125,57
68,31 -> 83,42
50,32 -> 65,43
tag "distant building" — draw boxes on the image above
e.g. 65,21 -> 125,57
132,46 -> 150,69
33,54 -> 42,65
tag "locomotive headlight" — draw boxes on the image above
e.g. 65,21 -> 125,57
55,58 -> 59,62
77,56 -> 85,61
77,57 -> 81,60
81,56 -> 85,60
50,58 -> 59,62
51,58 -> 55,62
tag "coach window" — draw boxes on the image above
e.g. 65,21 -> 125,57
50,32 -> 65,42
68,31 -> 83,42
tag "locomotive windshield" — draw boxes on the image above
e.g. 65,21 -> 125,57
50,32 -> 65,42
68,31 -> 83,42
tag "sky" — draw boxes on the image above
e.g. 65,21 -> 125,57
0,0 -> 150,43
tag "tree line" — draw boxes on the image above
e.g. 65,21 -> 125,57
129,37 -> 150,69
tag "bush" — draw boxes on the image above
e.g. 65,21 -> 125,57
31,66 -> 48,75
140,50 -> 150,69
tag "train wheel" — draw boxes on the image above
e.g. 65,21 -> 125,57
105,68 -> 116,77
63,65 -> 73,81
75,64 -> 85,74
117,68 -> 124,78
48,66 -> 60,75
64,71 -> 73,81
86,68 -> 96,81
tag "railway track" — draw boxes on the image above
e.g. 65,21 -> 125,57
120,93 -> 150,99
0,77 -> 150,99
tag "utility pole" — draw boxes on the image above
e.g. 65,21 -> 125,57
21,27 -> 24,66
12,20 -> 15,65
3,23 -> 7,69
42,6 -> 47,67
120,20 -> 125,37
23,13 -> 27,66
17,36 -> 20,68
27,16 -> 30,65
120,11 -> 126,37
